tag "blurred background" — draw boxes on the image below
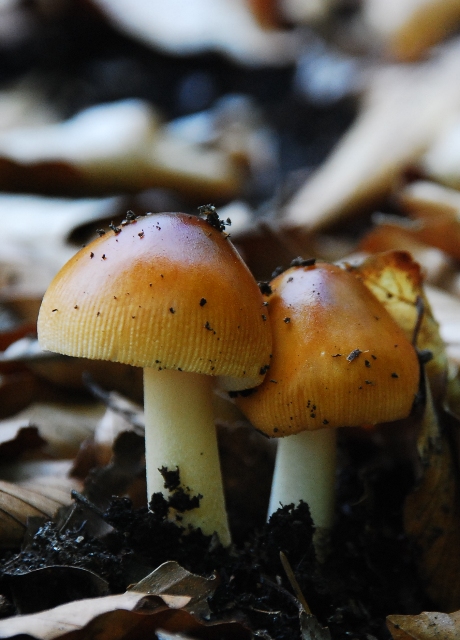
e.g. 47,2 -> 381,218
1,0 -> 460,539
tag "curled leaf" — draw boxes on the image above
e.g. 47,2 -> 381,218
130,560 -> 217,618
0,562 -> 250,640
346,250 -> 447,400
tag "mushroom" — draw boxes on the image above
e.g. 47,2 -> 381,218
236,260 -> 419,530
37,211 -> 272,546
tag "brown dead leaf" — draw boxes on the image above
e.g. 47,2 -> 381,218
0,562 -> 250,640
85,386 -> 144,467
0,459 -> 82,508
83,429 -> 145,508
28,349 -> 143,401
398,179 -> 460,218
358,217 -> 456,289
0,402 -> 102,460
0,322 -> 38,360
0,371 -> 45,419
404,378 -> 460,611
0,424 -> 45,461
388,610 -> 460,640
346,250 -> 447,400
0,479 -> 72,549
130,560 -> 217,619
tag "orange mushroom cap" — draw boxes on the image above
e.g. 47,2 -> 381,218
237,261 -> 420,435
38,212 -> 271,388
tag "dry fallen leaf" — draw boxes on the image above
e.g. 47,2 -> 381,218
358,216 -> 456,289
0,479 -> 72,549
0,370 -> 51,420
0,402 -> 102,460
404,378 -> 460,612
129,560 -> 217,619
82,429 -> 146,508
421,116 -> 460,190
89,0 -> 298,65
346,250 -> 447,399
362,0 -> 460,62
0,561 -> 250,640
92,391 -> 144,466
0,99 -> 240,200
388,610 -> 460,640
282,38 -> 460,233
398,179 -> 460,220
0,193 -> 123,316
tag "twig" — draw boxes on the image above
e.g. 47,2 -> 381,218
279,551 -> 311,614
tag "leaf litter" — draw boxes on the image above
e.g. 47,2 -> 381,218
0,449 -> 432,640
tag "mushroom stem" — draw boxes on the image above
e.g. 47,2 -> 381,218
143,367 -> 231,546
268,428 -> 337,530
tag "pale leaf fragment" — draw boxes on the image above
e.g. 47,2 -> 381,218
90,0 -> 298,65
0,82 -> 58,132
422,117 -> 460,191
399,180 -> 460,218
279,0 -> 332,24
363,0 -> 460,61
0,193 -> 122,310
283,38 -> 460,232
0,99 -> 240,200
93,391 -> 144,466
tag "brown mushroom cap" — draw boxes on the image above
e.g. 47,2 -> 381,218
38,212 -> 271,387
237,261 -> 420,435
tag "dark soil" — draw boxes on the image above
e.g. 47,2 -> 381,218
0,430 -> 431,640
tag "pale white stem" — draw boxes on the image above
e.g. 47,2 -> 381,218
268,428 -> 337,530
143,367 -> 231,547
